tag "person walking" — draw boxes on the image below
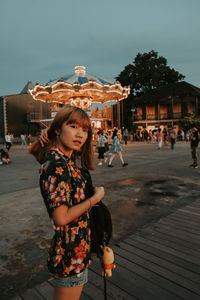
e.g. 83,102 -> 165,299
108,129 -> 128,167
169,127 -> 177,150
20,133 -> 27,146
123,128 -> 129,145
96,130 -> 107,166
5,133 -> 12,151
156,128 -> 163,150
29,105 -> 104,300
189,127 -> 199,168
163,128 -> 168,146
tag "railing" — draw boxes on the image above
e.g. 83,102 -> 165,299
27,112 -> 41,122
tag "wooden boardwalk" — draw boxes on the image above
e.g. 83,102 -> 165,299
13,200 -> 200,300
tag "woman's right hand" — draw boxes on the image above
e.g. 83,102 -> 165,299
93,186 -> 105,204
39,130 -> 49,147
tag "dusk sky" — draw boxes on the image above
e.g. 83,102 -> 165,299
0,0 -> 200,96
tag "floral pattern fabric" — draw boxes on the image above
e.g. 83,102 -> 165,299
39,147 -> 91,278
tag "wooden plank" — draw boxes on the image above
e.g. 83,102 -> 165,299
188,202 -> 200,208
20,287 -> 44,300
126,236 -> 200,273
164,212 -> 199,226
149,221 -> 200,242
35,281 -> 53,300
182,205 -> 200,211
178,208 -> 200,217
172,210 -> 200,221
108,262 -> 164,300
163,215 -> 200,231
82,281 -> 114,300
114,246 -> 196,300
90,258 -> 159,300
114,244 -> 200,298
124,238 -> 200,275
149,223 -> 200,245
170,209 -> 200,221
156,222 -> 200,238
151,220 -> 200,238
80,292 -> 92,300
168,214 -> 200,229
172,205 -> 200,216
138,227 -> 200,258
118,240 -> 200,284
157,220 -> 200,240
89,260 -> 137,300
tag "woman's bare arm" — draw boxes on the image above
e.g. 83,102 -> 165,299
52,186 -> 104,226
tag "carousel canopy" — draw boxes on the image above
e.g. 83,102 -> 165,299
47,66 -> 114,86
29,66 -> 130,105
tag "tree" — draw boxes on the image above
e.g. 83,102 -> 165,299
116,50 -> 185,96
180,112 -> 200,131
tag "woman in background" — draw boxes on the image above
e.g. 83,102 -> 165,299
108,129 -> 128,168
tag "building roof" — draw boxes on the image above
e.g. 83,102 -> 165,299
20,81 -> 34,94
133,81 -> 200,104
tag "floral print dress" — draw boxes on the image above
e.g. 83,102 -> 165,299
39,147 -> 91,278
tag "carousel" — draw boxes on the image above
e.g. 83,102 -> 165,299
29,66 -> 130,129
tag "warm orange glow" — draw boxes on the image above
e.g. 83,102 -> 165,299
29,66 -> 130,106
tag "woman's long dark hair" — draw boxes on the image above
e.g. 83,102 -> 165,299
29,105 -> 94,169
112,129 -> 118,139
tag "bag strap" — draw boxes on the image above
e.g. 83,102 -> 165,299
103,271 -> 107,300
81,168 -> 108,300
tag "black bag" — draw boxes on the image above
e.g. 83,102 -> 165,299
81,169 -> 112,257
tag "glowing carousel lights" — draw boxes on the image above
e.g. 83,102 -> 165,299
29,66 -> 130,106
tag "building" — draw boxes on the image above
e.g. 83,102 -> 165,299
0,82 -> 52,143
131,81 -> 200,131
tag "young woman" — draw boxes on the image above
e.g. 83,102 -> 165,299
29,105 -> 104,300
96,130 -> 107,166
156,128 -> 163,150
108,129 -> 128,167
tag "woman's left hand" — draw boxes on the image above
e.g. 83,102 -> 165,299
39,130 -> 49,147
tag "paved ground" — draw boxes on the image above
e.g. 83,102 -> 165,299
0,141 -> 200,299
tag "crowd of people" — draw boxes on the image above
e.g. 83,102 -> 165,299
4,132 -> 33,149
96,128 -> 128,167
1,132 -> 34,165
132,127 -> 193,144
93,126 -> 199,168
1,126 -> 199,168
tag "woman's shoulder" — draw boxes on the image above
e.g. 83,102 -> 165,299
45,148 -> 62,163
41,149 -> 65,171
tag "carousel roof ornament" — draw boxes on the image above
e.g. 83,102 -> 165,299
29,66 -> 130,105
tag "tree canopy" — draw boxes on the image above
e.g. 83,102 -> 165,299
180,112 -> 200,131
116,50 -> 185,96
